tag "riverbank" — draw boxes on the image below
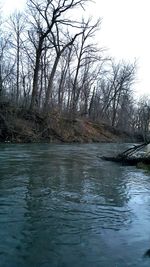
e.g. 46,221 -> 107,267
0,103 -> 141,143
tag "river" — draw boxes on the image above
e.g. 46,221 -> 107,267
0,143 -> 150,267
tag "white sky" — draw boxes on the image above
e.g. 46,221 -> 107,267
91,0 -> 150,98
2,0 -> 25,13
2,0 -> 150,97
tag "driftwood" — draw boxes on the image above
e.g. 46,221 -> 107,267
102,155 -> 150,165
117,142 -> 149,158
102,142 -> 150,165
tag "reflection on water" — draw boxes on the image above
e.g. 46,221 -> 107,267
0,143 -> 150,267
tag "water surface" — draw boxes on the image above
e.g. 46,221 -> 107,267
0,143 -> 150,267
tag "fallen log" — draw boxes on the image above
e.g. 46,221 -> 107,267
117,142 -> 149,158
102,142 -> 150,165
102,155 -> 150,165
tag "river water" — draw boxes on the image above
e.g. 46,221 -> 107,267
0,143 -> 150,267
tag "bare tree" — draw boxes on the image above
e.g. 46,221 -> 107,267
110,62 -> 135,127
95,60 -> 136,126
57,47 -> 73,111
44,26 -> 82,111
70,18 -> 101,116
136,97 -> 150,141
0,33 -> 15,102
27,0 -> 87,110
8,12 -> 26,104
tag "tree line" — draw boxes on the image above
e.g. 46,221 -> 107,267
0,0 -> 149,139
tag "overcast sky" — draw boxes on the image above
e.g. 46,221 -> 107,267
2,0 -> 150,98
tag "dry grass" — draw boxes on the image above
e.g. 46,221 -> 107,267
0,104 -> 134,143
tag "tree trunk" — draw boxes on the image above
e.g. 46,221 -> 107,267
44,55 -> 60,112
30,39 -> 43,111
0,62 -> 2,101
16,29 -> 20,105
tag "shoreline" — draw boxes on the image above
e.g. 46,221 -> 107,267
0,106 -> 142,144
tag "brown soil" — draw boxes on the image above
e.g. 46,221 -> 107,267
0,103 -> 139,143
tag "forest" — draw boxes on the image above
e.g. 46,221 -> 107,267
0,0 -> 150,142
